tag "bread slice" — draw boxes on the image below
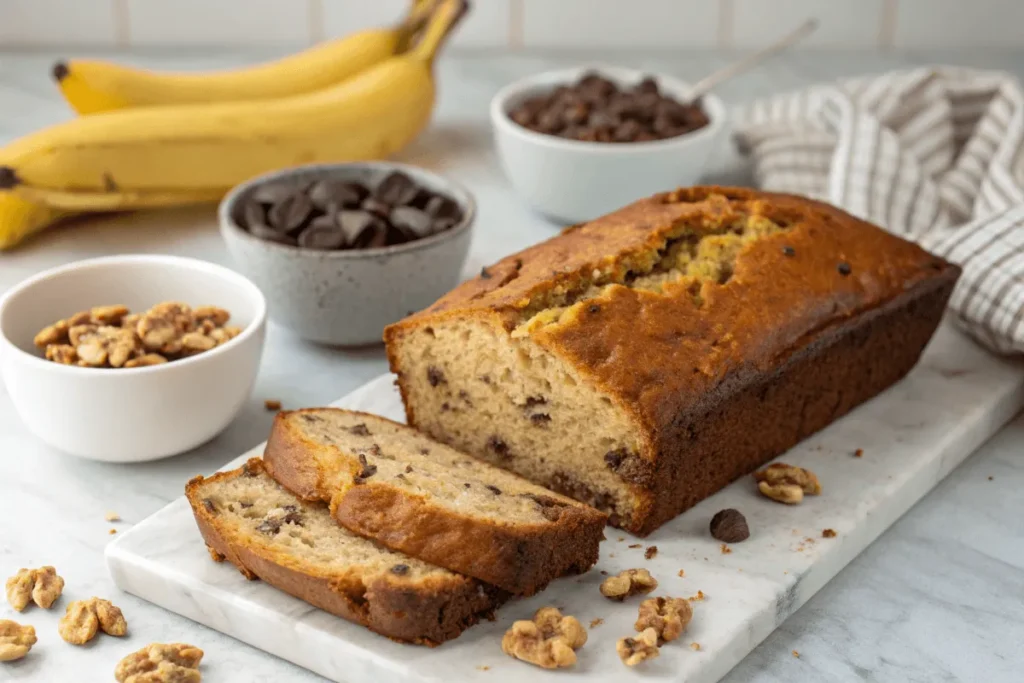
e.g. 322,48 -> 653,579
186,458 -> 506,646
262,408 -> 606,595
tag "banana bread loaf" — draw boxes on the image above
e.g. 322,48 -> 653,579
186,458 -> 506,646
384,186 -> 960,536
262,408 -> 606,595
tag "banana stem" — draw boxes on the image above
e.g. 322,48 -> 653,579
396,0 -> 439,53
412,0 -> 469,64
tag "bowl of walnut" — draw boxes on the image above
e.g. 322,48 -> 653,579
0,255 -> 267,462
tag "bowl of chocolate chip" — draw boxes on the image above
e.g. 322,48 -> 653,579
220,162 -> 474,346
491,66 -> 726,223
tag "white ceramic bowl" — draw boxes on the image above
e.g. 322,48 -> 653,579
0,255 -> 267,462
490,65 -> 727,223
219,162 -> 475,346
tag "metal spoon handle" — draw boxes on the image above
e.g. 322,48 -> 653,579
686,18 -> 819,103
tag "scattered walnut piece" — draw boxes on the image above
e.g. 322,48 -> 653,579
109,528 -> 118,535
754,463 -> 821,504
5,566 -> 64,611
617,627 -> 660,666
689,590 -> 706,602
636,596 -> 693,643
59,597 -> 127,645
600,568 -> 658,601
690,642 -> 701,651
501,607 -> 587,669
720,543 -> 732,554
124,353 -> 168,368
644,545 -> 658,560
627,543 -> 642,549
710,508 -> 750,543
0,620 -> 36,661
677,569 -> 685,578
264,399 -> 282,411
822,529 -> 837,538
792,649 -> 800,658
853,448 -> 864,457
589,618 -> 604,628
115,642 -> 203,683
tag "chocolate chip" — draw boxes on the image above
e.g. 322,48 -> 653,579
480,267 -> 492,279
837,262 -> 852,276
251,182 -> 296,205
308,179 -> 364,211
248,221 -> 298,245
464,482 -> 471,488
242,200 -> 268,230
353,453 -> 377,484
375,171 -> 419,206
405,465 -> 414,473
390,206 -> 433,239
604,449 -> 626,469
337,210 -> 384,249
239,502 -> 253,509
390,564 -> 410,576
487,435 -> 510,459
268,192 -> 313,234
589,304 -> 600,313
524,396 -> 547,407
440,402 -> 450,411
427,366 -> 446,387
635,77 -> 660,95
486,485 -> 502,495
782,245 -> 796,257
424,194 -> 461,222
297,220 -> 346,250
281,510 -> 303,526
299,414 -> 319,424
523,493 -> 568,522
202,498 -> 216,513
256,518 -> 281,535
710,508 -> 750,543
530,413 -> 551,425
348,423 -> 371,436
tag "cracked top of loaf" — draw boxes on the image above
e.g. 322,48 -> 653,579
386,186 -> 959,433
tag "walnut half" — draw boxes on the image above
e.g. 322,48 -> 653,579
5,566 -> 64,611
0,620 -> 36,662
599,568 -> 658,601
636,596 -> 693,644
501,607 -> 587,669
115,642 -> 203,683
617,627 -> 660,666
59,597 -> 128,645
754,463 -> 821,504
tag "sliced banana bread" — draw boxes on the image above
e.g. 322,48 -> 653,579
384,186 -> 960,535
186,458 -> 505,646
262,409 -> 606,596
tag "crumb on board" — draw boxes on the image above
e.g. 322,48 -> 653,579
264,399 -> 282,411
617,537 -> 625,542
822,529 -> 837,538
720,544 -> 732,555
689,590 -> 706,602
108,528 -> 117,535
678,569 -> 685,578
988,476 -> 994,481
600,570 -> 608,575
628,544 -> 642,549
690,642 -> 701,651
803,537 -> 816,544
854,448 -> 863,457
784,571 -> 789,575
792,650 -> 800,658
609,553 -> 616,558
644,545 -> 658,559
104,511 -> 120,522
590,618 -> 604,628
476,665 -> 490,671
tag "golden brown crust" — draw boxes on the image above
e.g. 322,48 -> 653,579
185,461 -> 505,646
385,186 -> 960,534
262,410 -> 606,595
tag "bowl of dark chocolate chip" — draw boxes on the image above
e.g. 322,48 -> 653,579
219,162 -> 474,345
491,66 -> 726,223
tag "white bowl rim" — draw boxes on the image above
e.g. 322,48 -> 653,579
490,64 -> 727,154
0,254 -> 267,377
219,161 -> 477,259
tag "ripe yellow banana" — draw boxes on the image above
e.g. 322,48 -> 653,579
55,0 -> 436,114
7,184 -> 223,212
0,0 -> 466,196
0,195 -> 71,250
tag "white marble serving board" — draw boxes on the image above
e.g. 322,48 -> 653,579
107,321 -> 1024,683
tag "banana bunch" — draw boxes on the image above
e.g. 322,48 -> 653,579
0,0 -> 466,250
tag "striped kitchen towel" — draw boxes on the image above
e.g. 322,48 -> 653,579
734,67 -> 1024,354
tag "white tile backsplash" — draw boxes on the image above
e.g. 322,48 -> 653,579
321,0 -> 510,49
894,0 -> 1024,49
0,0 -> 1020,49
125,0 -> 314,46
0,0 -> 119,46
732,0 -> 886,49
522,0 -> 720,49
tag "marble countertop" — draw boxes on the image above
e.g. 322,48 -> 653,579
1,49 -> 1022,683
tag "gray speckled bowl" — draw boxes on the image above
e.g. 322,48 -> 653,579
219,162 -> 475,346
